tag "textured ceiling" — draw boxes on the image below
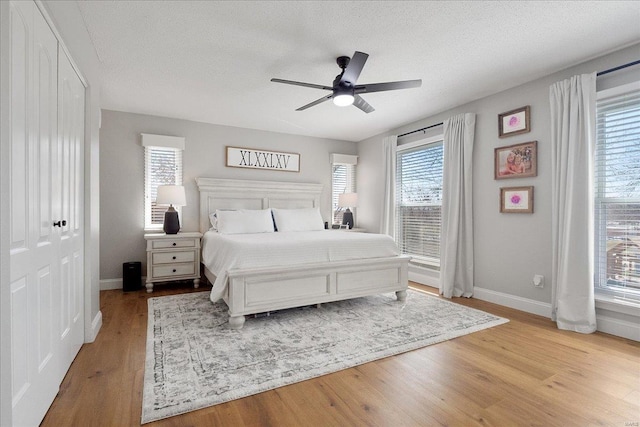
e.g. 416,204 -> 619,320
76,1 -> 640,142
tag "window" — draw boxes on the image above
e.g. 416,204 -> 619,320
395,136 -> 444,266
142,134 -> 185,230
595,82 -> 640,299
331,154 -> 357,224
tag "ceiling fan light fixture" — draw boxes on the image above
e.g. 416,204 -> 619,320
333,93 -> 354,107
271,51 -> 421,113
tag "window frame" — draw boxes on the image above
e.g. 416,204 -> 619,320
331,154 -> 357,225
594,80 -> 640,302
144,145 -> 184,231
395,134 -> 444,268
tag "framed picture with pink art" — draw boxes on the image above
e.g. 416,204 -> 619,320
500,186 -> 533,213
494,140 -> 537,179
498,105 -> 530,138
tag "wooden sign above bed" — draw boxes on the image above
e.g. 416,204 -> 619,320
226,146 -> 300,172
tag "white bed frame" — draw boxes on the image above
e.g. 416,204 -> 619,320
196,178 -> 409,329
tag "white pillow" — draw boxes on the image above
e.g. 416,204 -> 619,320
271,208 -> 324,232
215,209 -> 275,234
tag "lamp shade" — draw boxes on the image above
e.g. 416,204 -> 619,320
338,192 -> 358,208
156,185 -> 186,206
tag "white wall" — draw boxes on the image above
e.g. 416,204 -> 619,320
358,43 -> 640,336
99,110 -> 356,282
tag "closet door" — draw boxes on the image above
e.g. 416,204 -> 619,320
56,47 -> 85,375
9,1 -> 85,425
9,2 -> 61,426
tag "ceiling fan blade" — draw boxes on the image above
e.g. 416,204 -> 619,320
355,79 -> 422,94
353,95 -> 375,114
340,51 -> 368,86
296,94 -> 334,111
271,78 -> 333,91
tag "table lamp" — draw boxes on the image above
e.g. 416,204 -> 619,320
156,185 -> 186,234
338,192 -> 358,229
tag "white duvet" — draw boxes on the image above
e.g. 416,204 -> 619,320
202,230 -> 401,302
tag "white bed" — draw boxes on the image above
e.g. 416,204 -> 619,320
196,177 -> 410,329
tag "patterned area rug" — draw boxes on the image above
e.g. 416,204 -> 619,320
142,289 -> 508,424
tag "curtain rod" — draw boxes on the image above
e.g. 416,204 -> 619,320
397,60 -> 638,138
397,122 -> 443,138
597,59 -> 640,77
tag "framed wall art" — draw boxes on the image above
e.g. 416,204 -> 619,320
226,146 -> 300,172
500,186 -> 533,213
495,140 -> 537,179
498,105 -> 530,138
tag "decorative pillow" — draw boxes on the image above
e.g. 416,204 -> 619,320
208,212 -> 218,231
271,208 -> 324,232
215,209 -> 275,234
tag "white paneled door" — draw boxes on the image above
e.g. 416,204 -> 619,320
56,46 -> 86,380
9,2 -> 85,426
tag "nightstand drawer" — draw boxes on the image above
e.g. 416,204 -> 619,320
152,239 -> 197,249
153,264 -> 196,278
152,251 -> 196,264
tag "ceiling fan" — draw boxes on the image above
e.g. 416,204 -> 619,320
271,51 -> 422,113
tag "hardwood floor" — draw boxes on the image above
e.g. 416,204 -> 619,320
41,282 -> 639,427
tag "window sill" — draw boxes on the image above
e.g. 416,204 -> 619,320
595,291 -> 640,317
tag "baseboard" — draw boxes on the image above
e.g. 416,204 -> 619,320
408,264 -> 439,288
595,314 -> 640,341
85,310 -> 102,343
473,286 -> 639,341
473,286 -> 552,318
100,278 -> 122,290
100,276 -> 149,291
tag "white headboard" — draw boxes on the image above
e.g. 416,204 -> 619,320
195,178 -> 324,233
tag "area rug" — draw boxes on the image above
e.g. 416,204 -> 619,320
142,289 -> 508,424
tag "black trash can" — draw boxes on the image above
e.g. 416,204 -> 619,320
123,261 -> 142,292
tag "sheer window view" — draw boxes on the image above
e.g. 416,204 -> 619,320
144,147 -> 183,229
395,141 -> 444,265
595,84 -> 640,295
332,163 -> 356,224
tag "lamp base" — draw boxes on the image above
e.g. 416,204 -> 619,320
163,206 -> 180,234
342,209 -> 354,229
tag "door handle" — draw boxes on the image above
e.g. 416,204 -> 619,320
53,220 -> 67,227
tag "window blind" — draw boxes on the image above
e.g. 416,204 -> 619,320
595,84 -> 640,296
395,141 -> 443,265
144,147 -> 183,229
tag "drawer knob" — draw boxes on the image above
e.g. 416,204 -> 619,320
172,243 -> 177,246
172,256 -> 176,260
172,269 -> 177,273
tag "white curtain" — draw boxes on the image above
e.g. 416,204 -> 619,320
380,135 -> 397,236
440,113 -> 476,298
549,73 -> 597,333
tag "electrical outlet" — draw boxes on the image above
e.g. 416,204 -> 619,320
533,274 -> 544,288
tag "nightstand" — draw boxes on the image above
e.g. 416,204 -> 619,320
144,232 -> 202,293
